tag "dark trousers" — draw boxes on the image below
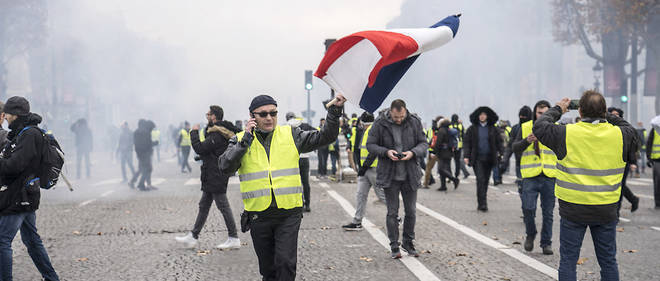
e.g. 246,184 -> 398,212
120,151 -> 135,181
473,159 -> 493,209
299,158 -> 311,207
191,191 -> 237,239
76,151 -> 91,179
559,218 -> 619,281
0,212 -> 59,281
317,149 -> 328,176
654,160 -> 660,207
131,154 -> 152,189
329,151 -> 338,175
250,214 -> 302,281
521,176 -> 555,247
453,149 -> 469,177
492,162 -> 501,182
384,181 -> 417,248
437,157 -> 456,189
180,146 -> 192,172
617,164 -> 637,213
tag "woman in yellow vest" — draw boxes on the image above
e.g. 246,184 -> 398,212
219,94 -> 345,281
512,100 -> 557,255
533,92 -> 638,281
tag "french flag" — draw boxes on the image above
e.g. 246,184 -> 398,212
315,15 -> 460,113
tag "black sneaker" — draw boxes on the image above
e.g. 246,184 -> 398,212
524,236 -> 534,252
631,196 -> 639,212
463,173 -> 470,179
453,178 -> 460,189
342,223 -> 363,231
303,205 -> 311,213
542,245 -> 553,255
402,243 -> 420,257
437,187 -> 447,191
391,248 -> 402,259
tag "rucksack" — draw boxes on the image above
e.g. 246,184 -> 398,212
18,126 -> 65,190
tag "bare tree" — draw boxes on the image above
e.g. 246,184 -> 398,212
0,0 -> 47,100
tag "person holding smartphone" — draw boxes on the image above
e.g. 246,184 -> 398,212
219,94 -> 345,281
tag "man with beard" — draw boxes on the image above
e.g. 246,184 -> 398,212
176,105 -> 242,249
464,106 -> 503,212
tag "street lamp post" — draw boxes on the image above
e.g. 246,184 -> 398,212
592,61 -> 602,92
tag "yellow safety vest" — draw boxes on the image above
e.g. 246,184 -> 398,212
349,127 -> 357,150
179,129 -> 191,146
236,125 -> 303,212
652,129 -> 660,160
199,128 -> 206,142
360,125 -> 378,168
449,123 -> 464,149
151,129 -> 161,143
554,121 -> 625,205
426,127 -> 434,152
520,121 -> 557,178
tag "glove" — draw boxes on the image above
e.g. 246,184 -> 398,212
357,166 -> 368,177
648,161 -> 653,168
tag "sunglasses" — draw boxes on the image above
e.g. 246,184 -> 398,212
252,111 -> 278,118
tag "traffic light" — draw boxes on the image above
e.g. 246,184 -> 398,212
305,70 -> 313,90
620,95 -> 628,103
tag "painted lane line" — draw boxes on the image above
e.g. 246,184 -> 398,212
619,217 -> 631,222
78,199 -> 96,207
635,178 -> 652,183
100,190 -> 115,197
651,227 -> 660,232
416,203 -> 558,280
638,194 -> 654,200
92,178 -> 122,187
319,182 -> 441,281
151,178 -> 166,186
184,178 -> 201,186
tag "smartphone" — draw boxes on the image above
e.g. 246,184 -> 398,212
568,99 -> 579,110
395,153 -> 405,159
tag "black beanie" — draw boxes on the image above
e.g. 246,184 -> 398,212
360,112 -> 374,123
249,95 -> 277,112
4,96 -> 30,116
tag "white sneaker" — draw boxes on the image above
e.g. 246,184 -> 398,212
216,237 -> 241,250
175,232 -> 198,248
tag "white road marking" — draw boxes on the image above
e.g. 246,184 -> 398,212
184,178 -> 201,186
416,203 -> 558,280
165,158 -> 177,163
319,182 -> 441,281
92,178 -> 122,186
78,199 -> 96,207
627,180 -> 650,186
651,227 -> 660,232
638,194 -> 654,200
151,178 -> 166,186
635,178 -> 653,183
100,190 -> 115,197
619,217 -> 631,222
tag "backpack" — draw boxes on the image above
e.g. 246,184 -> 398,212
18,126 -> 65,190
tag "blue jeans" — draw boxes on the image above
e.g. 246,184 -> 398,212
0,212 -> 59,281
521,176 -> 555,247
559,218 -> 618,281
492,164 -> 501,182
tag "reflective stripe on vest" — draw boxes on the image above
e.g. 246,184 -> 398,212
179,129 -> 191,146
426,127 -> 434,151
519,121 -> 557,178
360,125 -> 378,168
554,121 -> 625,205
652,130 -> 660,160
236,125 -> 303,212
349,127 -> 357,150
449,123 -> 463,148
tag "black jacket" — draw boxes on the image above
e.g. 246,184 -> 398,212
70,121 -> 93,153
366,109 -> 428,190
463,107 -> 503,166
533,106 -> 639,223
0,114 -> 45,215
433,126 -> 454,159
191,121 -> 239,194
134,120 -> 155,157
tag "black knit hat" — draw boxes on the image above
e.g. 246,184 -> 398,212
249,95 -> 277,112
360,111 -> 374,123
4,96 -> 30,116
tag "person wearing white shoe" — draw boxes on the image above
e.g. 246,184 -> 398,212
217,237 -> 241,250
175,232 -> 198,248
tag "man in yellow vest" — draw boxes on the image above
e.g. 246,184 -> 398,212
220,94 -> 345,280
178,121 -> 192,173
342,112 -> 386,231
534,91 -> 638,281
646,115 -> 660,209
512,100 -> 557,255
449,114 -> 470,179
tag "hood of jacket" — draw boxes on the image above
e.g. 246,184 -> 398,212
469,106 -> 498,126
8,113 -> 42,135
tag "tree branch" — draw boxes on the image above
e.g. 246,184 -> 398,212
567,0 -> 604,61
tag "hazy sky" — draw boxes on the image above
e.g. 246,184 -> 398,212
109,0 -> 407,124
